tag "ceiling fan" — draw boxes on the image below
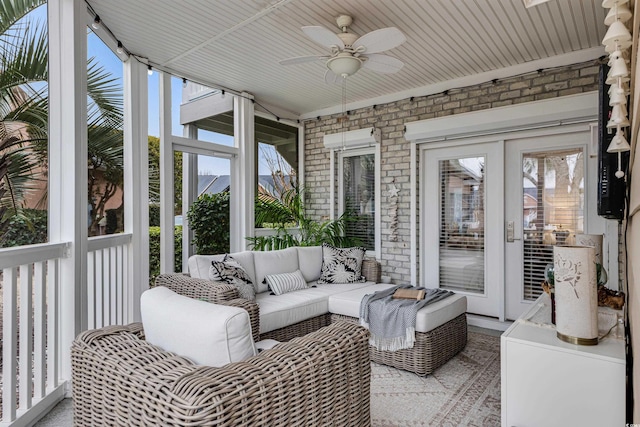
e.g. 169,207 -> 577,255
279,14 -> 406,83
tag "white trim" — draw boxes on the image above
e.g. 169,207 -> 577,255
87,234 -> 133,252
182,125 -> 198,273
410,141 -> 417,285
123,58 -> 148,321
405,92 -> 598,142
232,92 -> 255,251
467,315 -> 512,332
297,124 -> 305,190
0,383 -> 66,427
301,49 -> 603,119
329,149 -> 335,220
374,142 -> 381,260
0,243 -> 68,270
172,135 -> 237,158
159,73 -> 174,273
323,127 -> 381,150
47,0 -> 88,384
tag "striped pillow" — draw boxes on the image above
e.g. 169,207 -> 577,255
264,270 -> 308,296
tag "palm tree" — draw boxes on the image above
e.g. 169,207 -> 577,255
0,0 -> 124,239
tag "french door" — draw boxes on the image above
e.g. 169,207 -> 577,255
422,142 -> 504,318
504,132 -> 590,320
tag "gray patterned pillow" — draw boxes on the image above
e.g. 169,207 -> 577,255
317,243 -> 367,284
209,255 -> 256,301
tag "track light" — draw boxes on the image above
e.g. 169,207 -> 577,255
221,90 -> 225,98
147,65 -> 153,76
92,15 -> 101,29
182,78 -> 187,88
116,41 -> 124,55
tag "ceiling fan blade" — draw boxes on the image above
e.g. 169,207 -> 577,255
279,55 -> 328,66
353,27 -> 406,54
324,69 -> 339,84
363,54 -> 404,74
302,26 -> 345,49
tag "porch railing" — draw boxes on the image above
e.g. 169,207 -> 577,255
87,233 -> 133,329
0,233 -> 134,426
0,242 -> 67,426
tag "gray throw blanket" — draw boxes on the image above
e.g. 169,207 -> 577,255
359,285 -> 454,351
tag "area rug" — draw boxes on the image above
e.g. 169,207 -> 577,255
370,331 -> 501,427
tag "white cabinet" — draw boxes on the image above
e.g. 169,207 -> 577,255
501,294 -> 625,427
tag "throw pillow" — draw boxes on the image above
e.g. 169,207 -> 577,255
317,243 -> 367,284
264,270 -> 308,295
209,255 -> 256,300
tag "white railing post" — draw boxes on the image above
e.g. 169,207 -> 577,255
231,92 -> 255,252
124,59 -> 149,321
47,0 -> 88,388
160,73 -> 175,273
182,125 -> 198,272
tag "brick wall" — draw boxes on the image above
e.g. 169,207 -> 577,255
303,60 -> 600,283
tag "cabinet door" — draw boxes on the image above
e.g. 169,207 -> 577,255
502,336 -> 624,427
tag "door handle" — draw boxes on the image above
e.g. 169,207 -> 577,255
506,221 -> 520,242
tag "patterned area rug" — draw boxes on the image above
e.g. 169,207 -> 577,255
370,331 -> 501,427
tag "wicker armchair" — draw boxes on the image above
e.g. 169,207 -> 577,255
155,273 -> 260,342
72,321 -> 371,427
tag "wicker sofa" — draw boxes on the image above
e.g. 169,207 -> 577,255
71,321 -> 371,426
156,246 -> 381,342
156,246 -> 468,376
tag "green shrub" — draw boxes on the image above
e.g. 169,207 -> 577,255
149,225 -> 183,286
1,209 -> 48,247
187,192 -> 230,254
149,203 -> 160,227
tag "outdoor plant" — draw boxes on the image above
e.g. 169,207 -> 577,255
248,186 -> 360,250
148,225 -> 182,286
186,191 -> 230,254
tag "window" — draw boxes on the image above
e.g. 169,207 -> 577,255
339,148 -> 379,254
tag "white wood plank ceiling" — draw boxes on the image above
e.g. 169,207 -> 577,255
88,0 -> 606,118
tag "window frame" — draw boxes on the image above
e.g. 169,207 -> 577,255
336,145 -> 381,258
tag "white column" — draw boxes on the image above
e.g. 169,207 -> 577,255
159,73 -> 174,273
47,0 -> 88,385
123,59 -> 149,321
182,125 -> 198,271
231,92 -> 255,252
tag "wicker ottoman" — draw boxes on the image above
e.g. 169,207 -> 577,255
328,284 -> 468,376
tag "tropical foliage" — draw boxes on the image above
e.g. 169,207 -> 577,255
248,187 -> 360,251
0,0 -> 125,241
186,191 -> 230,254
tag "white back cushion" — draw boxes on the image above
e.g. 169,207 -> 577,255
296,246 -> 323,282
188,252 -> 256,285
253,247 -> 299,293
141,287 -> 256,367
188,254 -> 224,279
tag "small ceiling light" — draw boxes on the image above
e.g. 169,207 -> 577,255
326,53 -> 362,78
220,90 -> 225,98
182,78 -> 187,88
116,41 -> 124,55
92,15 -> 101,29
147,65 -> 153,76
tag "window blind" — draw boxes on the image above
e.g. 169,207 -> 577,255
438,157 -> 485,294
343,153 -> 375,251
522,149 -> 584,300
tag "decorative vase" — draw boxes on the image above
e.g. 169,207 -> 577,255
574,233 -> 607,286
554,245 -> 598,346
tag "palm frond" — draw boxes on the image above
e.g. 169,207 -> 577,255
0,0 -> 44,39
87,57 -> 123,128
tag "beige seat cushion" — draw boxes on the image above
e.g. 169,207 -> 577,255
256,282 -> 375,333
327,284 -> 467,333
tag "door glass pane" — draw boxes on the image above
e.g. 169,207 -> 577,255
522,149 -> 584,300
439,157 -> 485,293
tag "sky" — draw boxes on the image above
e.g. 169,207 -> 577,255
25,4 -> 267,176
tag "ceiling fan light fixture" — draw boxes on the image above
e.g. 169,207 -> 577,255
327,55 -> 362,78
